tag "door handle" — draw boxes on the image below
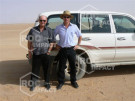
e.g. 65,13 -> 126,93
82,37 -> 91,41
117,37 -> 126,41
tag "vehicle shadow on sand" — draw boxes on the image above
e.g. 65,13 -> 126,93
0,60 -> 135,86
84,65 -> 135,78
0,60 -> 32,85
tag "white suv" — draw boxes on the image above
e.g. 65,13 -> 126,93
29,11 -> 135,80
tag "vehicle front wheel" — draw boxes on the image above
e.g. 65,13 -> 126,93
56,55 -> 87,80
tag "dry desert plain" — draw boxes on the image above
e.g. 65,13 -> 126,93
0,24 -> 135,101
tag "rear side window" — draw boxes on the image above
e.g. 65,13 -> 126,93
81,14 -> 111,33
112,15 -> 135,33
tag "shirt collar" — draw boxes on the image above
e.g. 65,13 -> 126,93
62,22 -> 73,27
37,25 -> 46,31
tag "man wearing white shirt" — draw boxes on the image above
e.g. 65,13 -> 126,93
54,10 -> 82,90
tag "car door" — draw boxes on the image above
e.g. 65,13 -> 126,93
80,13 -> 116,63
112,14 -> 135,62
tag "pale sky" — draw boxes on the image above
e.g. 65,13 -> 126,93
0,0 -> 135,24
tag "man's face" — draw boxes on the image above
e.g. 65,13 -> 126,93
63,15 -> 71,23
39,16 -> 47,27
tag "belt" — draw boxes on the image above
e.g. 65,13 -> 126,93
62,46 -> 74,49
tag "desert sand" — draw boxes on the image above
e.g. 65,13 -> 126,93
0,24 -> 135,101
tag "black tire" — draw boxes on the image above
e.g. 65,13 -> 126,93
56,55 -> 86,80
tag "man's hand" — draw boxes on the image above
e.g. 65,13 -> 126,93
47,43 -> 54,55
56,44 -> 61,50
28,52 -> 32,59
47,52 -> 50,55
28,41 -> 33,59
74,45 -> 79,50
74,36 -> 82,50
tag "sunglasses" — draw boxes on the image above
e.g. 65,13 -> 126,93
40,20 -> 46,22
63,16 -> 70,19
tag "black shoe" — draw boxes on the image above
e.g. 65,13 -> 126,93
45,84 -> 50,90
71,82 -> 79,88
56,83 -> 64,90
30,86 -> 35,91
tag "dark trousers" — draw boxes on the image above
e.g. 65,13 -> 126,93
31,53 -> 50,85
57,47 -> 76,84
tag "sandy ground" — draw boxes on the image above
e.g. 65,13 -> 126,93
0,24 -> 135,101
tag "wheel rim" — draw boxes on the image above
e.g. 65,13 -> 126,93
65,60 -> 80,76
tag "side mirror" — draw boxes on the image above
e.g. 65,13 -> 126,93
134,29 -> 135,33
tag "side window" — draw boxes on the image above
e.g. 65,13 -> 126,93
47,14 -> 80,31
81,14 -> 111,33
112,15 -> 135,33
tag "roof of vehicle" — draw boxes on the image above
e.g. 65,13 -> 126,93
39,10 -> 131,17
36,11 -> 135,21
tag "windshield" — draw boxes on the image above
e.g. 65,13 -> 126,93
47,13 -> 80,31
